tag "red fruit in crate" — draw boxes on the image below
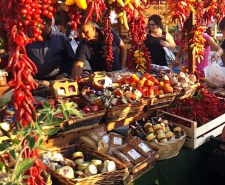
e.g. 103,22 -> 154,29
162,80 -> 170,85
91,105 -> 99,112
143,73 -> 152,79
82,106 -> 91,113
163,84 -> 173,93
144,80 -> 154,87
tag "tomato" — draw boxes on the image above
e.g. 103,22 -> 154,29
35,9 -> 42,15
20,9 -> 27,15
25,0 -> 32,3
36,35 -> 43,41
32,13 -> 40,20
47,6 -> 53,12
47,12 -> 53,18
42,9 -> 49,16
22,20 -> 29,26
25,14 -> 32,21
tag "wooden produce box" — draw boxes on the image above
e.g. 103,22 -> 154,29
157,110 -> 225,149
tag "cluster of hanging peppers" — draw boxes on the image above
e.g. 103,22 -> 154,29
0,0 -> 54,184
168,0 -> 191,30
126,16 -> 151,73
103,11 -> 114,71
189,1 -> 205,64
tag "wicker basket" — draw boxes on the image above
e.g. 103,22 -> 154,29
103,99 -> 147,123
147,132 -> 186,160
46,145 -> 129,185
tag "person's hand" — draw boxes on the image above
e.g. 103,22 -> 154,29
173,58 -> 181,67
160,40 -> 169,47
211,52 -> 220,62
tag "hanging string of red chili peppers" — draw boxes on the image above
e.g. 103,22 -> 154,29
126,15 -> 151,73
0,0 -> 53,184
103,11 -> 114,71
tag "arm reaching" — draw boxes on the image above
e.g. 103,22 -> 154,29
71,60 -> 84,80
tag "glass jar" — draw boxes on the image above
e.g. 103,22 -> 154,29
0,70 -> 8,86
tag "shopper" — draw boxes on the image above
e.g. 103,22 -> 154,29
218,17 -> 225,65
26,15 -> 76,80
144,14 -> 176,66
206,27 -> 213,37
72,18 -> 127,79
173,32 -> 223,73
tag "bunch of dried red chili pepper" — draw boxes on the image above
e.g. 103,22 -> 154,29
103,12 -> 114,71
126,15 -> 151,73
0,0 -> 54,184
168,86 -> 225,127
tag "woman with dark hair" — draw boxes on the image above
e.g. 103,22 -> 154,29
144,14 -> 176,66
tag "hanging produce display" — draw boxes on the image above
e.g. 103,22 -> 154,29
1,0 -> 225,184
168,0 -> 225,66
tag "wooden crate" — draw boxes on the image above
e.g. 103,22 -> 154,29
157,110 -> 225,149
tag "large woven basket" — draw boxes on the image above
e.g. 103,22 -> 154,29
46,144 -> 129,185
147,132 -> 186,160
103,99 -> 147,123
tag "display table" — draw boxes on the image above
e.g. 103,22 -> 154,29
134,142 -> 223,185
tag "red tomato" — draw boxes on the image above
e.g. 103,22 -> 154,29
32,14 -> 40,20
25,0 -> 32,3
25,15 -> 32,21
35,9 -> 42,15
20,9 -> 27,15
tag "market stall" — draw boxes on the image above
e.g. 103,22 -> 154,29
0,0 -> 225,185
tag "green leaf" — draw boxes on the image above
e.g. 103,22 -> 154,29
14,158 -> 35,180
17,123 -> 23,130
47,114 -> 53,122
0,142 -> 10,151
29,137 -> 35,149
37,113 -> 47,123
43,101 -> 51,109
12,138 -> 21,145
68,109 -> 83,118
63,110 -> 70,120
34,121 -> 44,136
0,161 -> 3,170
36,137 -> 43,147
9,150 -> 16,160
60,102 -> 66,110
44,127 -> 60,136
47,118 -> 64,126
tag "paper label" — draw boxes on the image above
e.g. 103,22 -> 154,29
128,149 -> 141,160
138,143 -> 151,152
113,137 -> 122,145
103,135 -> 110,144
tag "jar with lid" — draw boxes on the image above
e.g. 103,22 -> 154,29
0,70 -> 8,87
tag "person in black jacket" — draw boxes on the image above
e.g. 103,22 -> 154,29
71,18 -> 127,79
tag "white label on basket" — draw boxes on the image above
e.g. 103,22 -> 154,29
128,149 -> 141,160
103,135 -> 110,144
138,143 -> 151,152
113,137 -> 122,145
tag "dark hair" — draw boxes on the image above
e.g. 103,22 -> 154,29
219,17 -> 225,31
54,10 -> 70,28
40,15 -> 52,24
148,14 -> 163,29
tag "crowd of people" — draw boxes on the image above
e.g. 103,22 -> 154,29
26,11 -> 225,81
